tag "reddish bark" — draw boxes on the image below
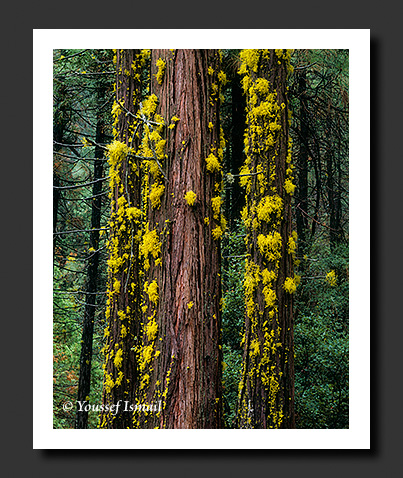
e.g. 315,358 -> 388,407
140,50 -> 223,428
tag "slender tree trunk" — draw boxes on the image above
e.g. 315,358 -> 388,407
326,142 -> 336,249
331,115 -> 344,247
228,76 -> 246,227
53,83 -> 68,259
75,86 -> 106,428
296,69 -> 309,254
53,172 -> 61,256
326,111 -> 343,249
335,119 -> 343,242
137,49 -> 224,428
237,49 -> 295,428
100,50 -> 145,428
310,133 -> 322,240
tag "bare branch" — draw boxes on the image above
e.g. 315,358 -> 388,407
53,227 -> 109,236
53,176 -> 109,190
54,50 -> 89,62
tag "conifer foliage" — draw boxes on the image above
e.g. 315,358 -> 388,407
53,49 -> 349,429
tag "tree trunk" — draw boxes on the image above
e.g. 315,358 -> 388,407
237,49 -> 295,428
53,83 -> 69,259
75,86 -> 106,429
327,113 -> 344,249
137,49 -> 224,428
100,50 -> 145,428
228,75 -> 246,227
335,118 -> 343,243
296,69 -> 309,255
310,132 -> 322,241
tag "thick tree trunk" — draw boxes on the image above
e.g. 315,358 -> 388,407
237,49 -> 295,428
137,49 -> 224,428
100,50 -> 145,428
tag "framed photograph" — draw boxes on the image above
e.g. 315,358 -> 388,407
33,29 -> 370,449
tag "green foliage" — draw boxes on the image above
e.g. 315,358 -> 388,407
221,221 -> 246,351
86,339 -> 105,428
284,49 -> 349,429
294,243 -> 349,428
53,49 -> 113,428
52,49 -> 349,429
221,221 -> 245,427
53,262 -> 107,428
220,225 -> 349,429
222,344 -> 242,428
53,286 -> 81,429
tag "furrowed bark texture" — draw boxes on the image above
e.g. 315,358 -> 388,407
100,50 -> 144,428
237,50 -> 295,429
138,49 -> 223,428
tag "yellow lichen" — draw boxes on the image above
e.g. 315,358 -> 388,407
113,279 -> 121,295
257,232 -> 282,262
250,338 -> 260,358
287,231 -> 297,257
140,223 -> 161,271
184,190 -> 197,206
106,140 -> 130,188
211,196 -> 222,220
155,58 -> 166,84
141,94 -> 159,118
168,115 -> 180,129
239,49 -> 261,76
218,70 -> 227,85
284,178 -> 296,195
325,270 -> 337,286
149,183 -> 165,209
262,285 -> 277,309
256,195 -> 283,223
283,276 -> 297,294
212,226 -> 223,240
104,372 -> 114,394
115,371 -> 124,387
126,206 -> 142,221
114,348 -> 123,369
262,268 -> 276,285
145,280 -> 159,304
205,152 -> 221,173
145,314 -> 158,342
